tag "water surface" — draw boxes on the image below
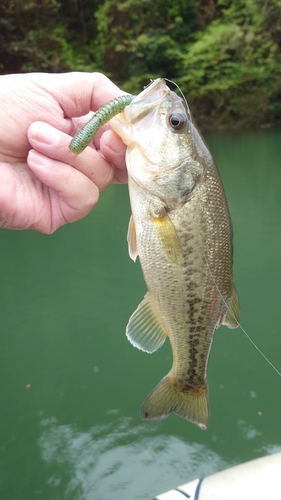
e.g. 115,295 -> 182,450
0,129 -> 281,499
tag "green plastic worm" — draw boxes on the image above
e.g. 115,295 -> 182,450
69,94 -> 135,154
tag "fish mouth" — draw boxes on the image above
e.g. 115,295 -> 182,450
132,78 -> 167,103
124,78 -> 169,124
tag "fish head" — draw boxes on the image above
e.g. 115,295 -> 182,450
110,79 -> 205,207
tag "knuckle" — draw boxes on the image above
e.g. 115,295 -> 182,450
83,182 -> 100,211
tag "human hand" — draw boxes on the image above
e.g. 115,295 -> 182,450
0,72 -> 127,233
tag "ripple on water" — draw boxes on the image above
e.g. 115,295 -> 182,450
38,414 -> 230,500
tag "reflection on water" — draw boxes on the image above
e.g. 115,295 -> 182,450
38,414 -> 230,500
263,444 -> 281,455
237,420 -> 262,440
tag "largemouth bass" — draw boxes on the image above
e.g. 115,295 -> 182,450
110,79 -> 240,429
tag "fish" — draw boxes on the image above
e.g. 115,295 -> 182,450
109,78 -> 240,429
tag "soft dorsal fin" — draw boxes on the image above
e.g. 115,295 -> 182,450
222,286 -> 240,329
126,293 -> 167,353
127,215 -> 138,262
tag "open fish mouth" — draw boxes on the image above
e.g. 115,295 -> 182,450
125,79 -> 169,124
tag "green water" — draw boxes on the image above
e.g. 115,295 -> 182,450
1,129 -> 281,499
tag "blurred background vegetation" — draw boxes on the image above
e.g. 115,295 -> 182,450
1,0 -> 281,129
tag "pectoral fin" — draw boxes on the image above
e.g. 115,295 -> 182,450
127,215 -> 138,261
126,293 -> 167,353
151,213 -> 182,265
222,287 -> 240,329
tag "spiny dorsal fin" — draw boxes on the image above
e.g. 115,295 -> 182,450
223,286 -> 240,329
127,214 -> 138,262
151,213 -> 182,265
126,293 -> 167,353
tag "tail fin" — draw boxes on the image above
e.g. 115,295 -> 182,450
140,375 -> 209,429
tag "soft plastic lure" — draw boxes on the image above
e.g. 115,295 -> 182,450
69,94 -> 134,154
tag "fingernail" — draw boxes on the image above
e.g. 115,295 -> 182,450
30,122 -> 60,145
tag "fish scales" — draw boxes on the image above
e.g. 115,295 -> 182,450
110,78 -> 240,429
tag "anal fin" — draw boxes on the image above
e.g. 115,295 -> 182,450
126,293 -> 167,353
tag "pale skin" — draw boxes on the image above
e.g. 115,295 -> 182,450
0,72 -> 127,233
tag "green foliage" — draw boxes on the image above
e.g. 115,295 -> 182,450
0,0 -> 102,72
1,0 -> 281,129
92,0 -> 199,91
0,0 -> 64,72
177,0 -> 281,128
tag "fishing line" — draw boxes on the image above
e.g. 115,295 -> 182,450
167,75 -> 281,378
69,77 -> 280,376
197,196 -> 281,377
164,78 -> 196,162
164,78 -> 192,122
205,253 -> 281,377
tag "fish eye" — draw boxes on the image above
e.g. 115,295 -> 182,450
168,113 -> 186,130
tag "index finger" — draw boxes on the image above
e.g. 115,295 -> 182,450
32,72 -> 125,118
